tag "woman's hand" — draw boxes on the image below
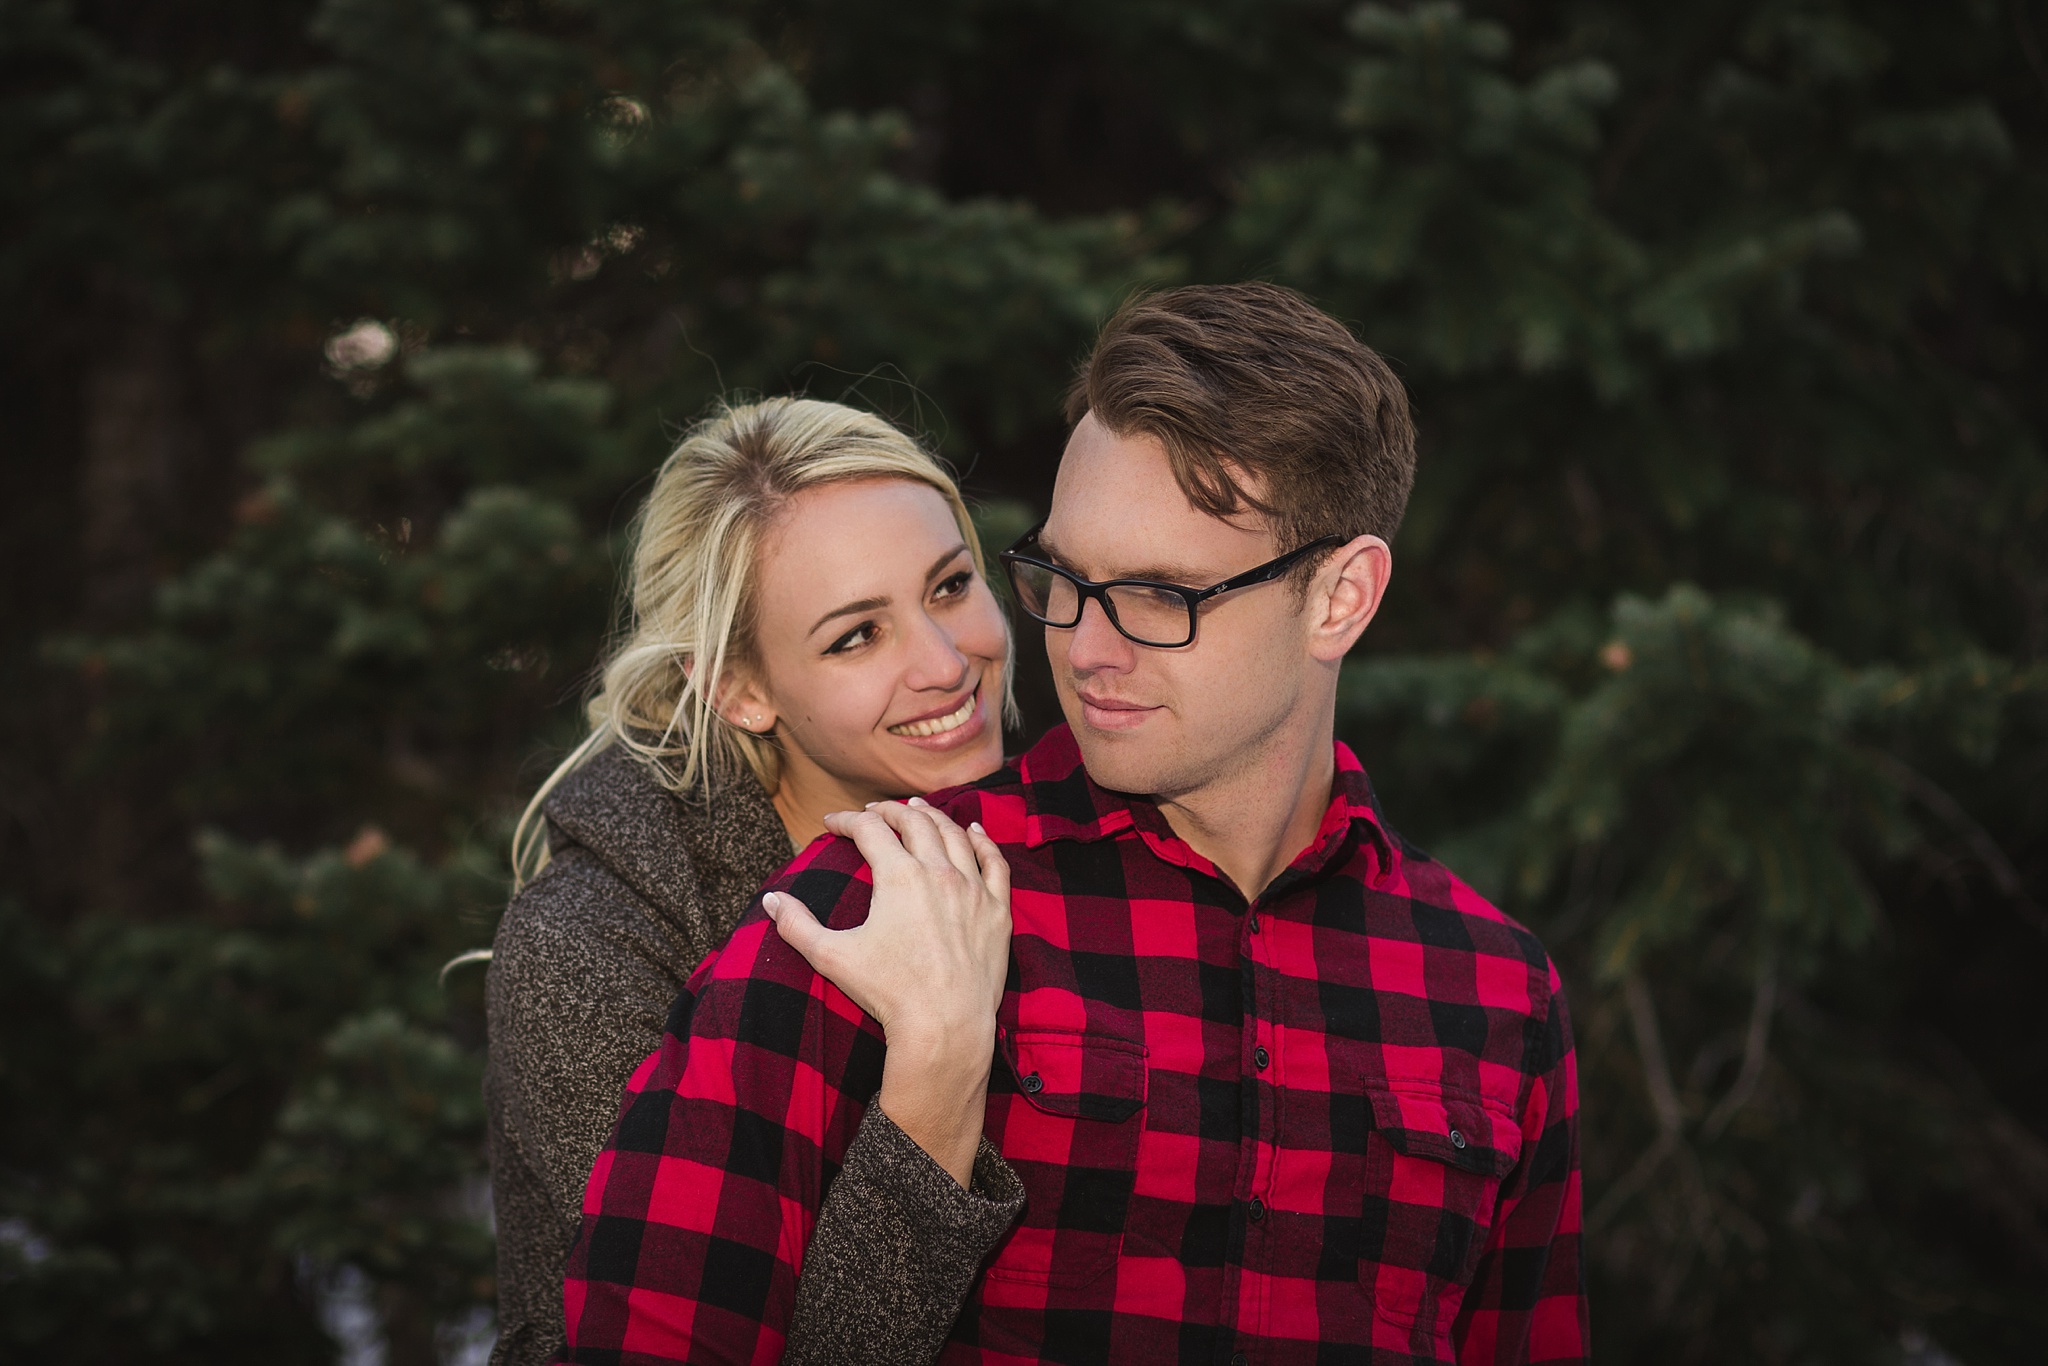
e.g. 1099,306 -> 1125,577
763,798 -> 1010,1186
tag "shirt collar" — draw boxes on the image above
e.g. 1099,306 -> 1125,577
1016,723 -> 1397,879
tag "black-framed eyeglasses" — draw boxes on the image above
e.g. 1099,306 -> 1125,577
998,521 -> 1348,649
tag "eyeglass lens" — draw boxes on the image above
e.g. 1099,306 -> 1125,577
1006,561 -> 1194,647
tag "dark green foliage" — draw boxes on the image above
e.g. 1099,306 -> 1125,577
1341,588 -> 2048,1358
4,1 -> 2044,1362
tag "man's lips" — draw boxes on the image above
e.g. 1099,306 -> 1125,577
1075,689 -> 1162,731
1076,692 -> 1153,711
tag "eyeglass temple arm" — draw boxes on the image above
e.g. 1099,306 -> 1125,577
1199,536 -> 1346,600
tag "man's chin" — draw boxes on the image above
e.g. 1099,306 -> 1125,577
1068,727 -> 1177,797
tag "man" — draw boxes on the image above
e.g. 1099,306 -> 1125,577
560,283 -> 1587,1363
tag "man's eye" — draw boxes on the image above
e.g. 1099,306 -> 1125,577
934,570 -> 974,600
825,622 -> 878,654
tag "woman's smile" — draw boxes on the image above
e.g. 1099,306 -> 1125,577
886,683 -> 988,750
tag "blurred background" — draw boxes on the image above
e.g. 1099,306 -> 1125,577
4,1 -> 2046,1362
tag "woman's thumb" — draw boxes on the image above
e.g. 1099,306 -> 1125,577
763,891 -> 831,966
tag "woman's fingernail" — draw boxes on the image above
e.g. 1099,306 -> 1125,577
762,892 -> 781,919
908,796 -> 928,807
970,821 -> 985,834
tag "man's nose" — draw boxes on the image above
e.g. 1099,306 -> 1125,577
1064,596 -> 1135,673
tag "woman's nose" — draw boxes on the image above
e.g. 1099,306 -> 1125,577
904,609 -> 974,690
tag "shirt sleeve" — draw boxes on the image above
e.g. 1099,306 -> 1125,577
558,838 -> 888,1365
1454,959 -> 1589,1364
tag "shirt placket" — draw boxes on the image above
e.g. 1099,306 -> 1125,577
1132,803 -> 1364,1365
1231,846 -> 1350,1363
1236,885 -> 1280,1359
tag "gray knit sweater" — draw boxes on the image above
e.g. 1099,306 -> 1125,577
484,744 -> 1024,1365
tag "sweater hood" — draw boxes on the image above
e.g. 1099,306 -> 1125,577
540,743 -> 795,933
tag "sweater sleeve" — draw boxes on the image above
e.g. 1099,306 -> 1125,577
785,1105 -> 1024,1366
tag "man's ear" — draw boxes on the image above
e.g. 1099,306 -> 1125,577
1307,534 -> 1392,662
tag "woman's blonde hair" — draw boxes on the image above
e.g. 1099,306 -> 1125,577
511,396 -> 1009,887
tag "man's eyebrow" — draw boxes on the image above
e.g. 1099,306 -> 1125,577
1118,561 -> 1213,584
806,544 -> 973,638
1032,531 -> 1211,585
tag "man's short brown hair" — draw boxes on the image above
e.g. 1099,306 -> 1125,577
1065,282 -> 1416,571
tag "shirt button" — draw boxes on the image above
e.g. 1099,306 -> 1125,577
1248,913 -> 1261,934
1253,1046 -> 1270,1070
1449,1128 -> 1467,1149
1022,1073 -> 1043,1094
1247,1196 -> 1266,1222
1232,1356 -> 1249,1366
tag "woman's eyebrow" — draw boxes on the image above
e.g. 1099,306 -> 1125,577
806,545 -> 972,638
808,594 -> 888,638
924,543 -> 970,581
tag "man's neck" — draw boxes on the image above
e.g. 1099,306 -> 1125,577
1153,716 -> 1338,903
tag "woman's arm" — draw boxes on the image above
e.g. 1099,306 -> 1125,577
786,1105 -> 1023,1366
764,799 -> 1014,1181
501,811 -> 1018,1366
763,798 -> 1022,1362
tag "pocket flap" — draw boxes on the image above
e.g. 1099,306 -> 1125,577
1366,1084 -> 1522,1178
1002,1027 -> 1148,1123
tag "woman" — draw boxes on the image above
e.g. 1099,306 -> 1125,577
486,398 -> 1020,1366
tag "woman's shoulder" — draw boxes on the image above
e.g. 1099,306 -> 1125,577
497,742 -> 794,982
488,847 -> 663,998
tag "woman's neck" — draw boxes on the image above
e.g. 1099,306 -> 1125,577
769,760 -> 883,850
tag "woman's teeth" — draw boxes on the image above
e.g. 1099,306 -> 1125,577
889,691 -> 976,738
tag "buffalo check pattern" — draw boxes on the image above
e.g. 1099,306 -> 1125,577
560,725 -> 1587,1365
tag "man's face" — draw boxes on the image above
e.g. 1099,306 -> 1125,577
1038,413 -> 1318,800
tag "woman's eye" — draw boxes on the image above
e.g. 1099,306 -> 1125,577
933,570 -> 974,600
825,622 -> 878,654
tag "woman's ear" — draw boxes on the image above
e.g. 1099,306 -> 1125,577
1309,534 -> 1392,662
713,671 -> 778,736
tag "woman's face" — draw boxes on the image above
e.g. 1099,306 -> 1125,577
736,477 -> 1009,807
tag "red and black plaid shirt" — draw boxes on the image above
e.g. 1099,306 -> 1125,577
561,725 -> 1587,1364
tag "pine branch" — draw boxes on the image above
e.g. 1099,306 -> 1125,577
1624,968 -> 1685,1136
1699,951 -> 1776,1141
1867,747 -> 2047,936
1587,969 -> 1686,1231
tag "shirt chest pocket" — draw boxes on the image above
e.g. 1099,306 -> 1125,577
1360,1082 -> 1523,1339
983,1027 -> 1148,1289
